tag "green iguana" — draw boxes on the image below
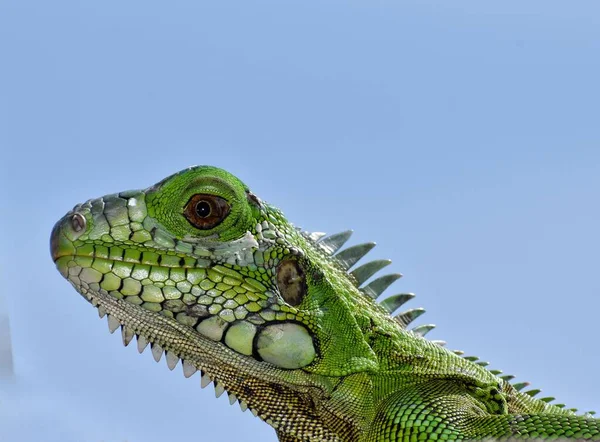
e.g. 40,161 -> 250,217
50,166 -> 599,441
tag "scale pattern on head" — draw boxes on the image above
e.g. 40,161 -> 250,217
52,165 -> 390,383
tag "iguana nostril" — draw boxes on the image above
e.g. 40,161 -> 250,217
71,213 -> 86,233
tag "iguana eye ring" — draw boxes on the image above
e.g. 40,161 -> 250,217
70,213 -> 86,233
183,194 -> 230,230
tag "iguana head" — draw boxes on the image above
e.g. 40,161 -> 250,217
50,165 -> 409,439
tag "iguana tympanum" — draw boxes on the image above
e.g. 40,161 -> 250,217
50,166 -> 598,441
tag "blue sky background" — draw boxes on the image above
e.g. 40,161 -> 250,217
1,1 -> 599,441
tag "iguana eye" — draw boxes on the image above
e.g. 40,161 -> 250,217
183,194 -> 230,230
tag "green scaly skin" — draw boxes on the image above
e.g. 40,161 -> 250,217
50,166 -> 599,441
